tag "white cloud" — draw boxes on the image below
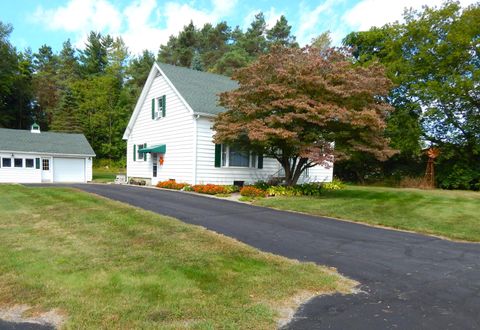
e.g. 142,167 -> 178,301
296,0 -> 339,45
33,0 -> 121,33
31,0 -> 239,54
344,0 -> 478,31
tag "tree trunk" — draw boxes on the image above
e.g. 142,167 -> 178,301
280,157 -> 308,186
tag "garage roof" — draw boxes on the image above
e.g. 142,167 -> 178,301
0,128 -> 96,156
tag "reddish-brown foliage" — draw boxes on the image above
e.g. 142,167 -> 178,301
214,46 -> 396,185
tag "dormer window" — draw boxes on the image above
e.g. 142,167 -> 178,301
31,123 -> 41,134
152,95 -> 166,120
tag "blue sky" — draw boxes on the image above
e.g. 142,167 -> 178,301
1,0 -> 476,55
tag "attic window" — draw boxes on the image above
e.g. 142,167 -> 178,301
152,95 -> 166,119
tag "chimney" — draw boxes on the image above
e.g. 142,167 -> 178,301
31,123 -> 41,134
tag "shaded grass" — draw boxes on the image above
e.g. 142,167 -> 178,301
0,185 -> 354,329
256,185 -> 480,242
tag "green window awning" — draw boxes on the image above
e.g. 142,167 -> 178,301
138,144 -> 166,154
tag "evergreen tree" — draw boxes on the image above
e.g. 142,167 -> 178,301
266,15 -> 297,48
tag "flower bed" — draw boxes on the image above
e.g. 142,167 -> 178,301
192,184 -> 228,195
156,180 -> 190,190
240,186 -> 267,198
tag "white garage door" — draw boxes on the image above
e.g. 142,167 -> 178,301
53,158 -> 85,183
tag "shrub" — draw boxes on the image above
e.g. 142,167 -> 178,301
193,184 -> 228,195
240,186 -> 267,198
182,185 -> 194,192
295,183 -> 323,196
223,185 -> 240,193
322,179 -> 345,190
266,186 -> 301,197
253,181 -> 271,190
156,180 -> 189,190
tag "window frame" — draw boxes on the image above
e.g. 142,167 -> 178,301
25,158 -> 34,168
2,158 -> 12,168
42,159 -> 50,171
221,145 -> 257,168
137,143 -> 145,161
153,96 -> 165,120
14,158 -> 23,168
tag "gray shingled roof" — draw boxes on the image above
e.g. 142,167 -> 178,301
158,62 -> 238,116
0,128 -> 96,156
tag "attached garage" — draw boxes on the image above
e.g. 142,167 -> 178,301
53,158 -> 86,183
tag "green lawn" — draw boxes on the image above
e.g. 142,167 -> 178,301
92,167 -> 125,183
256,185 -> 480,242
0,185 -> 353,329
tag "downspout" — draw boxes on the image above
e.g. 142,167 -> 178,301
193,114 -> 200,185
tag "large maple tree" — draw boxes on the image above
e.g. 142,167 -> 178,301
213,46 -> 396,185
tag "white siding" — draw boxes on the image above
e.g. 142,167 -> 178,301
127,73 -> 195,184
0,153 -> 92,183
195,117 -> 281,185
0,153 -> 42,183
85,157 -> 93,181
298,163 -> 333,183
195,117 -> 333,185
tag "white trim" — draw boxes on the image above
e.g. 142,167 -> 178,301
0,150 -> 95,157
123,62 -> 198,140
195,112 -> 217,118
193,114 -> 199,184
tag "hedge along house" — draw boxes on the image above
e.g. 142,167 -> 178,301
123,62 -> 333,186
0,124 -> 95,183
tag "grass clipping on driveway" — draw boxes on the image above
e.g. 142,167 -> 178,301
0,185 -> 354,329
256,185 -> 480,242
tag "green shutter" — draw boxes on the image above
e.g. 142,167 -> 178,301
144,143 -> 147,161
35,158 -> 40,169
133,144 -> 136,161
214,144 -> 221,167
258,154 -> 263,169
151,98 -> 155,119
162,95 -> 166,117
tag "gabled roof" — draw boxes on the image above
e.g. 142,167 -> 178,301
157,63 -> 238,116
123,62 -> 238,140
0,128 -> 96,156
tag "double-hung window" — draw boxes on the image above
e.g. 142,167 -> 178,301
138,143 -> 146,161
152,95 -> 166,120
218,145 -> 262,168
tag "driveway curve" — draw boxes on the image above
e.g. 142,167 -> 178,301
55,184 -> 480,329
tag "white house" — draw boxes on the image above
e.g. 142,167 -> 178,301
123,62 -> 333,186
0,124 -> 95,183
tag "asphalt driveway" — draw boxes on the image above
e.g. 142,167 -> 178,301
34,184 -> 480,329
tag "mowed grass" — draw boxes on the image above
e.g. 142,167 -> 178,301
92,167 -> 125,183
256,185 -> 480,242
0,185 -> 354,329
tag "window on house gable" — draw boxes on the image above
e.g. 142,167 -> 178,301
152,95 -> 166,120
